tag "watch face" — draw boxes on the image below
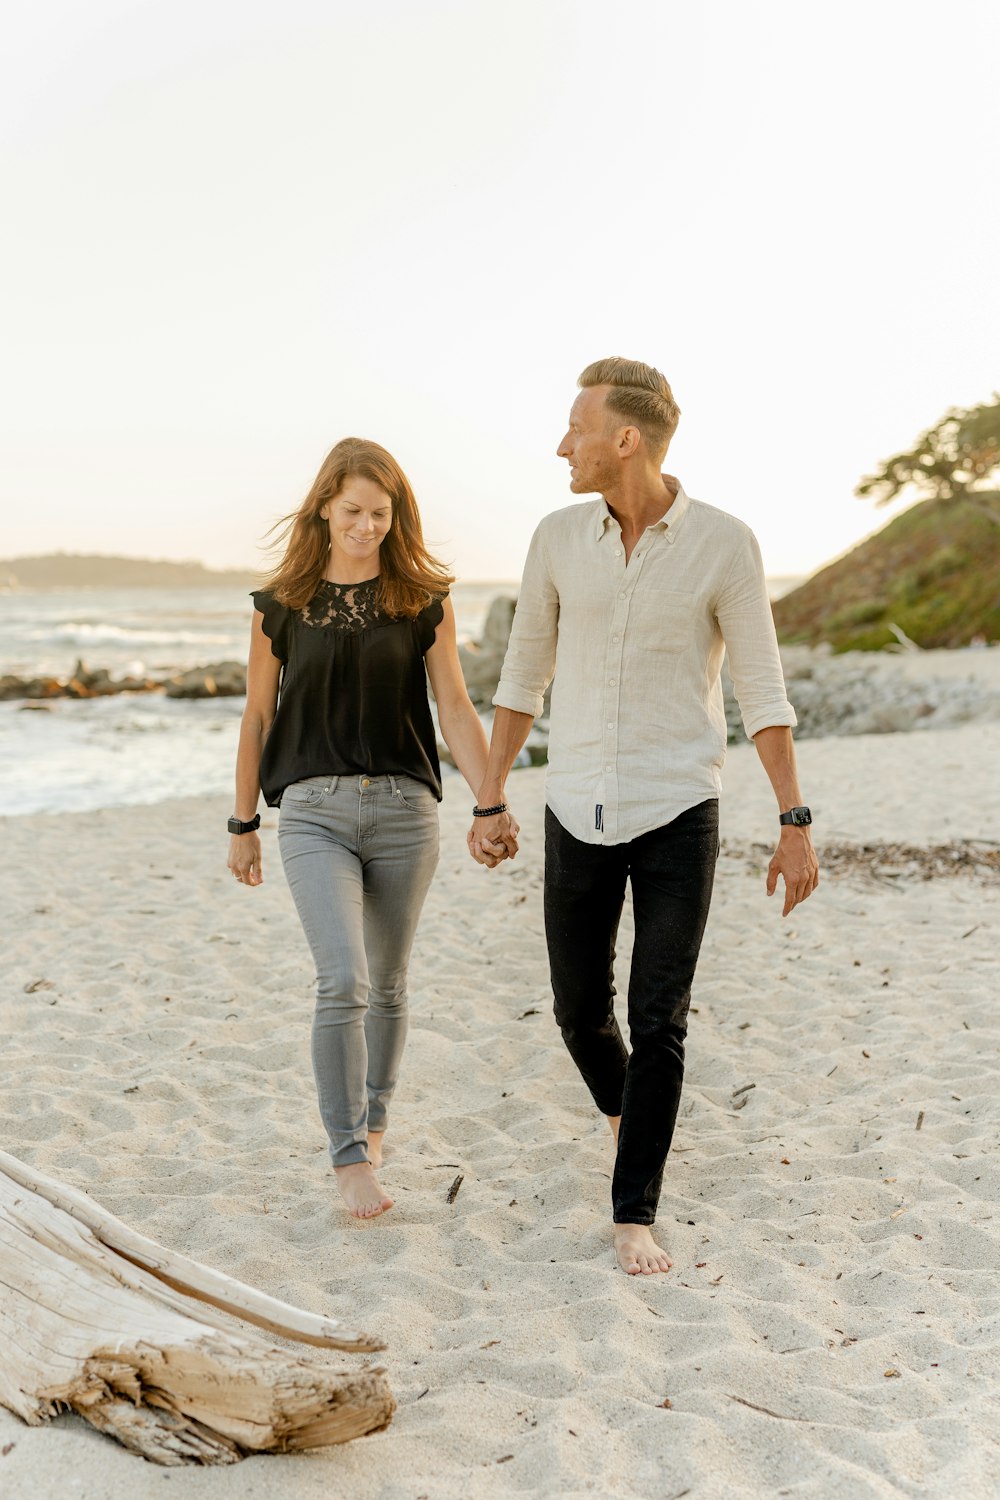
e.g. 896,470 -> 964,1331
792,807 -> 812,825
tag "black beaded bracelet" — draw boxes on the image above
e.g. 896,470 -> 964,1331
472,802 -> 508,818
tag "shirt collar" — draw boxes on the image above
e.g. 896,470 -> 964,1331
594,479 -> 691,544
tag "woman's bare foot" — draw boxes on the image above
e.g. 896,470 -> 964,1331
367,1130 -> 385,1170
613,1224 -> 672,1275
333,1162 -> 393,1219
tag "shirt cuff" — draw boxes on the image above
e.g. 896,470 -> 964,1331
493,681 -> 545,718
742,704 -> 798,740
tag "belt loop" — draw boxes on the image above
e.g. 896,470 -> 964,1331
388,773 -> 399,796
326,775 -> 339,795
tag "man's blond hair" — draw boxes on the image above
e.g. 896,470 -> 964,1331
578,356 -> 680,458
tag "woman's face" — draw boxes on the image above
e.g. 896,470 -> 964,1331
320,476 -> 393,574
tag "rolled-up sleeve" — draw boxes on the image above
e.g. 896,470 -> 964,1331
493,520 -> 559,719
716,528 -> 797,740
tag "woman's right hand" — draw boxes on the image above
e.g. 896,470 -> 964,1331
228,832 -> 263,887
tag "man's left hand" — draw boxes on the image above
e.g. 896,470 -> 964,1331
766,828 -> 819,916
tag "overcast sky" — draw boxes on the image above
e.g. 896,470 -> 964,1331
2,0 -> 997,580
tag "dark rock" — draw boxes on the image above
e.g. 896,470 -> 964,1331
481,596 -> 516,652
70,660 -> 120,696
0,674 -> 64,701
163,661 -> 247,698
457,596 -> 516,709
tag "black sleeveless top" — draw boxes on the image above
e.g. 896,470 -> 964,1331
252,579 -> 446,807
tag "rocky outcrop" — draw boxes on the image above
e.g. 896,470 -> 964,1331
0,657 -> 248,702
457,596 -> 516,708
723,644 -> 1000,741
163,661 -> 247,699
772,495 -> 1000,651
0,660 -> 158,701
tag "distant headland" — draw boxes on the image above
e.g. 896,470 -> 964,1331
0,554 -> 261,590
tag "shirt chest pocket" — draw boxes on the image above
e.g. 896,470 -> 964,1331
628,591 -> 698,652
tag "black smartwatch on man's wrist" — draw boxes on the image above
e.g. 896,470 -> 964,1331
228,814 -> 261,835
778,806 -> 812,827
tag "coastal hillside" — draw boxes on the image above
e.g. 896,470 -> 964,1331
772,495 -> 1000,651
0,554 -> 260,590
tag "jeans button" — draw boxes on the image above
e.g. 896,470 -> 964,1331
361,778 -> 371,788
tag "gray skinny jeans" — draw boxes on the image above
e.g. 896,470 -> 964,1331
278,773 -> 440,1167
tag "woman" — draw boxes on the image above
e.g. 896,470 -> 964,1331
228,438 -> 516,1220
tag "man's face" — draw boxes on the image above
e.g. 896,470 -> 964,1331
556,385 -> 619,494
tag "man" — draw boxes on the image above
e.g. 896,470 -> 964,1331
467,356 -> 819,1276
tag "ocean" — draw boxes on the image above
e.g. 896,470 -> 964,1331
0,578 -> 802,816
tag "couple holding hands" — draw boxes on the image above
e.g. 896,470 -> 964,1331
227,356 -> 818,1277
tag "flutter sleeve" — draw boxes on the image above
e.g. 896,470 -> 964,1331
415,591 -> 447,653
250,589 -> 291,665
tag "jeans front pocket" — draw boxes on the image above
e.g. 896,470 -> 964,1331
393,777 -> 439,814
280,780 -> 324,809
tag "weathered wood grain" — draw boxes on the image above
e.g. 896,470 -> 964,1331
0,1151 -> 395,1465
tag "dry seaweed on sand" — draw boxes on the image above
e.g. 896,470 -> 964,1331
725,839 -> 1000,884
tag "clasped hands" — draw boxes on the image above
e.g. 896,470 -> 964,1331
467,809 -> 520,869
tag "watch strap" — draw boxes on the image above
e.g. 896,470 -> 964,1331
779,806 -> 812,827
228,814 -> 261,835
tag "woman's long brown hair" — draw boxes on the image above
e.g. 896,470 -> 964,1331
261,438 -> 454,617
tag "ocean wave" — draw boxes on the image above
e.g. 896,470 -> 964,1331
22,622 -> 239,647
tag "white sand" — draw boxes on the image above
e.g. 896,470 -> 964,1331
3,721 -> 999,1499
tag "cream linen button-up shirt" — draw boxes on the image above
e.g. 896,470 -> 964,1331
493,483 -> 797,845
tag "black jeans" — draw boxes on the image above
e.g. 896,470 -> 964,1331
544,799 -> 719,1225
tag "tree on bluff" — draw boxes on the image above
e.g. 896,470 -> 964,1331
856,393 -> 1000,506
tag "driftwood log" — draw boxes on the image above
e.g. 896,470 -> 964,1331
0,1150 -> 395,1465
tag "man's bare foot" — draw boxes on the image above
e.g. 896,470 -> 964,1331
333,1162 -> 393,1219
606,1114 -> 621,1147
613,1224 -> 672,1276
367,1130 -> 385,1170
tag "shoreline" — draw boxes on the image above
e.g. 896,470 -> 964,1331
3,643 -> 999,821
3,724 -> 999,1496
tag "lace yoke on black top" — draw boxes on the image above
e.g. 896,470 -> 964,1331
300,576 -> 385,634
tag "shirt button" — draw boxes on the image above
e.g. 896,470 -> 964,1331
614,549 -> 622,558
607,722 -> 613,729
619,591 -> 627,599
613,635 -> 620,643
609,678 -> 616,685
605,764 -> 612,771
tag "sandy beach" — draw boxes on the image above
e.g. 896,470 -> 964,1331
3,719 -> 999,1499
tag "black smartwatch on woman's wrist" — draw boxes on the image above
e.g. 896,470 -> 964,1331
778,806 -> 812,827
228,814 -> 260,835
